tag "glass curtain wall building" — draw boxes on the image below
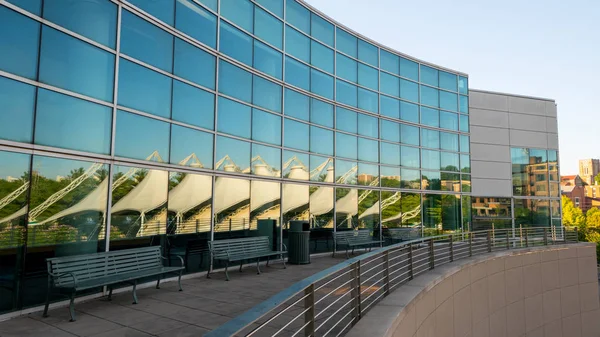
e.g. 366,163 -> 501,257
1,0 -> 470,313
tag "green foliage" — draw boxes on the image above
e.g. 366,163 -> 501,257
595,173 -> 600,186
561,195 -> 585,228
586,207 -> 600,229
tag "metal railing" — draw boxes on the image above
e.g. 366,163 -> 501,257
206,226 -> 578,337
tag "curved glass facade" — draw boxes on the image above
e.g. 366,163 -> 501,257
0,0 -> 471,313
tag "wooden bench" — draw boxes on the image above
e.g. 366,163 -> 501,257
207,236 -> 287,281
385,228 -> 421,243
334,230 -> 383,258
43,246 -> 184,322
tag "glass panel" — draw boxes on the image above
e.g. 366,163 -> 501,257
439,71 -> 457,92
198,0 -> 217,11
285,56 -> 310,91
380,72 -> 399,97
255,0 -> 283,18
310,68 -> 334,100
118,58 -> 172,118
471,198 -> 512,219
252,108 -> 282,145
421,149 -> 440,170
458,76 -> 468,95
35,89 -> 112,154
336,28 -> 357,58
128,0 -> 174,25
39,26 -> 115,102
380,142 -> 400,166
7,0 -> 41,15
401,168 -> 420,189
249,180 -> 280,245
170,125 -> 213,169
310,155 -> 333,182
336,53 -> 357,83
511,148 -> 529,196
441,152 -> 459,172
401,146 -> 420,168
422,171 -> 441,191
551,199 -> 560,218
459,115 -> 469,132
462,196 -> 472,230
214,176 -> 250,237
121,10 -> 173,72
358,63 -> 378,90
253,75 -> 282,112
174,38 -> 216,89
282,182 -> 308,246
310,126 -> 333,156
460,135 -> 470,153
420,65 -> 438,87
381,166 -> 400,188
335,160 -> 357,185
381,190 -> 401,229
381,120 -> 400,142
380,50 -> 399,74
336,133 -> 357,160
400,57 -> 418,81
400,101 -> 419,124
529,149 -> 548,197
548,150 -> 559,181
400,79 -> 419,103
440,111 -> 458,130
358,137 -> 379,163
172,80 -> 214,130
285,26 -> 310,62
440,132 -> 459,152
286,0 -> 309,33
0,151 -> 29,313
284,119 -> 309,151
115,110 -> 170,161
400,124 -> 419,146
440,91 -> 458,112
311,40 -> 334,73
421,128 -> 439,149
252,143 -> 281,177
514,199 -> 550,227
461,174 -> 471,192
336,107 -> 357,133
175,0 -> 217,48
0,7 -> 40,80
219,21 -> 252,66
217,96 -> 251,138
402,192 -> 422,227
358,189 -> 379,239
311,13 -> 334,47
43,0 -> 117,48
284,88 -> 309,120
283,151 -> 309,180
0,76 -> 35,143
358,88 -> 378,113
336,80 -> 357,107
358,113 -> 378,138
380,96 -> 400,119
255,7 -> 282,49
460,95 -> 469,114
216,136 -> 251,173
420,85 -> 439,107
311,98 -> 334,127
221,0 -> 253,32
420,107 -> 439,127
219,60 -> 252,102
460,154 -> 470,173
166,171 -> 211,271
358,40 -> 378,67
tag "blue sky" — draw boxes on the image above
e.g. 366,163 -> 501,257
305,0 -> 600,175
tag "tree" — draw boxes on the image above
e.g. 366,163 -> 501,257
595,173 -> 600,186
561,195 -> 585,228
586,208 -> 600,229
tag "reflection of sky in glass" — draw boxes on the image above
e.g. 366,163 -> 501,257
115,110 -> 170,161
32,155 -> 98,181
358,137 -> 378,163
252,143 -> 281,174
285,88 -> 309,120
170,125 -> 213,169
0,151 -> 30,180
284,119 -> 309,151
121,10 -> 173,72
172,80 -> 214,130
174,38 -> 215,89
0,76 -> 35,143
217,96 -> 251,138
336,133 -> 357,160
336,107 -> 357,133
380,142 -> 400,166
216,136 -> 250,171
311,98 -> 333,127
310,126 -> 333,156
0,6 -> 40,79
252,108 -> 281,145
358,113 -> 378,138
381,120 -> 400,142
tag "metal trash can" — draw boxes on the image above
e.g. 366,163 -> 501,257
288,221 -> 310,264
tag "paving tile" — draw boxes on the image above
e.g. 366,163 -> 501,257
157,324 -> 210,337
89,327 -> 152,337
0,317 -> 77,337
129,316 -> 188,335
33,309 -> 123,337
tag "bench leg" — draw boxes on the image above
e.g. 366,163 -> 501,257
346,248 -> 349,259
107,286 -> 113,301
281,254 -> 287,269
266,256 -> 270,267
132,280 -> 138,305
156,276 -> 161,289
68,292 -> 76,322
239,261 -> 244,272
225,262 -> 230,281
178,270 -> 183,291
43,277 -> 51,318
256,259 -> 261,275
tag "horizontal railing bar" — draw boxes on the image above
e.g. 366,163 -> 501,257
360,289 -> 387,313
334,317 -> 355,337
360,269 -> 386,287
271,307 -> 312,337
360,279 -> 385,297
315,278 -> 354,306
315,297 -> 355,332
290,320 -> 312,337
247,292 -> 311,336
388,259 -> 408,271
314,287 -> 354,320
325,306 -> 355,337
360,260 -> 387,276
314,269 -> 353,292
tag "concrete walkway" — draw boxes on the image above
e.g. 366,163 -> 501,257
0,255 -> 344,337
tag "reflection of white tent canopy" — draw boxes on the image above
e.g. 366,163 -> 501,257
214,166 -> 250,214
0,206 -> 27,224
111,169 -> 168,214
359,202 -> 379,219
251,164 -> 280,212
336,189 -> 358,215
282,166 -> 309,213
36,179 -> 109,225
309,167 -> 334,216
168,173 -> 212,215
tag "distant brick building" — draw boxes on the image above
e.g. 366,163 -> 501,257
579,159 -> 600,185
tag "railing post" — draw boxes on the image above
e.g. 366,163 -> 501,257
506,229 -> 510,250
356,261 -> 361,320
408,243 -> 414,280
543,228 -> 548,246
449,235 -> 454,262
525,228 -> 529,247
350,261 -> 361,324
468,233 -> 472,257
429,239 -> 435,270
384,251 -> 390,295
575,227 -> 579,243
304,284 -> 315,337
487,230 -> 492,253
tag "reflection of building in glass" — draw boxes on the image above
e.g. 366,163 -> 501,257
579,159 -> 599,186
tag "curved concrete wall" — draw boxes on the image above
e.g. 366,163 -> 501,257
347,243 -> 600,337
